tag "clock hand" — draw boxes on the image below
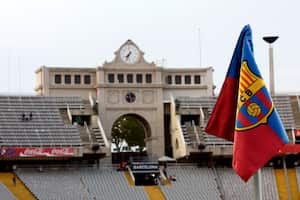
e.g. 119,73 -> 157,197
125,51 -> 132,60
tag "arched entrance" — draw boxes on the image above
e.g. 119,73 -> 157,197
110,114 -> 151,163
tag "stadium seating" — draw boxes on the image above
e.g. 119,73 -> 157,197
177,95 -> 295,129
17,167 -> 149,200
17,169 -> 89,200
160,165 -> 222,200
16,165 -> 284,200
0,182 -> 17,200
261,168 -> 280,200
217,167 -> 279,200
176,96 -> 295,147
272,96 -> 295,130
290,96 -> 300,129
80,168 -> 148,200
0,96 -> 83,147
2,94 -> 296,199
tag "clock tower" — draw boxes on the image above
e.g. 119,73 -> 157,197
36,39 -> 215,159
97,40 -> 165,157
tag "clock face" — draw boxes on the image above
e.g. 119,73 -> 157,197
125,92 -> 136,103
120,44 -> 140,64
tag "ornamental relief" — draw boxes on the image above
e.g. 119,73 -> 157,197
143,91 -> 155,104
107,90 -> 120,104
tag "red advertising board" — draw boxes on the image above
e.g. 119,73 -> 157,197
278,144 -> 300,154
0,147 -> 74,157
294,129 -> 300,137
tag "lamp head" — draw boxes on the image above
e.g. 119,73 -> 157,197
263,36 -> 279,44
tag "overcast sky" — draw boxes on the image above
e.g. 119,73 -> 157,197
0,0 -> 299,95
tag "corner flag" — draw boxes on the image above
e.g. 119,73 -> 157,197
205,25 -> 288,181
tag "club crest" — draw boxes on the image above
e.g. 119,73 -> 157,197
235,61 -> 274,131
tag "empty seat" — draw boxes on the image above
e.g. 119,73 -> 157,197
0,95 -> 84,147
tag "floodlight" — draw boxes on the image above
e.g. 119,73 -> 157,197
263,36 -> 279,44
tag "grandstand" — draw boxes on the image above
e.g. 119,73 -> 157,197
216,167 -> 279,200
0,96 -> 83,147
1,94 -> 300,199
0,94 -> 296,158
0,95 -> 109,163
160,165 -> 221,200
17,167 -> 149,200
13,164 -> 300,200
173,95 -> 296,157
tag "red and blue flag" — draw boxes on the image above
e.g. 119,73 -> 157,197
205,25 -> 288,181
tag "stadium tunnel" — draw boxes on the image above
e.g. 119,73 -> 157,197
129,161 -> 160,186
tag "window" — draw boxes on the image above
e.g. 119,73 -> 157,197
145,74 -> 152,83
127,74 -> 133,83
194,75 -> 201,84
108,73 -> 115,83
175,75 -> 182,84
84,75 -> 91,84
54,74 -> 61,84
166,75 -> 172,84
136,74 -> 143,83
184,75 -> 191,84
74,75 -> 81,84
125,92 -> 136,103
117,74 -> 124,83
64,74 -> 71,84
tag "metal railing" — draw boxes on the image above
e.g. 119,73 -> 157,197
66,104 -> 72,122
89,92 -> 95,108
84,121 -> 92,143
97,117 -> 109,148
191,120 -> 200,145
212,166 -> 226,200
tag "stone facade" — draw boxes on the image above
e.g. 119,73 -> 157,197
35,39 -> 215,157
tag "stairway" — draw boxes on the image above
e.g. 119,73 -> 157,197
0,172 -> 36,200
124,170 -> 166,200
78,125 -> 91,145
92,127 -> 106,148
275,168 -> 300,200
197,126 -> 205,142
124,171 -> 134,186
181,125 -> 191,146
144,186 -> 166,200
59,109 -> 71,124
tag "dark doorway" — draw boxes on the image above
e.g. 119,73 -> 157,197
181,115 -> 199,125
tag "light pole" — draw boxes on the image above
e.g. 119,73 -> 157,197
263,36 -> 292,200
262,36 -> 279,96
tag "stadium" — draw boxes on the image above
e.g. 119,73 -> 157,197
1,40 -> 300,200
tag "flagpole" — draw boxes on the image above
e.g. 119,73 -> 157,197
254,169 -> 262,200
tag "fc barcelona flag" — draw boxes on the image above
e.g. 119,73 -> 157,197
205,25 -> 288,181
